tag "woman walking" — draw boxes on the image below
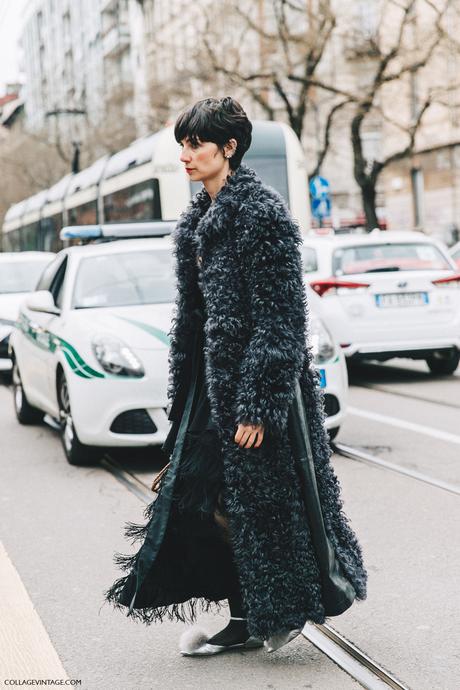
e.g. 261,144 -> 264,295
104,96 -> 367,655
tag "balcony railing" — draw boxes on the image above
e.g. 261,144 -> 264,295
102,24 -> 130,58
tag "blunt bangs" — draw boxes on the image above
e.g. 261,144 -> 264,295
174,97 -> 253,170
174,102 -> 229,147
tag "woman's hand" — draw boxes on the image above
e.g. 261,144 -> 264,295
234,422 -> 264,449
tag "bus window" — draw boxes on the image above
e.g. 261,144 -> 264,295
20,223 -> 40,250
103,179 -> 161,222
68,200 -> 98,225
41,214 -> 63,252
2,229 -> 21,252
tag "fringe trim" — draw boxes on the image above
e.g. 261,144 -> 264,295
103,571 -> 227,626
120,478 -> 166,546
102,466 -> 229,626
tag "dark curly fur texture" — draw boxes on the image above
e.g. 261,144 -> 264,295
106,163 -> 367,639
167,163 -> 367,638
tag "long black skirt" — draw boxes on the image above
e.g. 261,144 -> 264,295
103,305 -> 242,624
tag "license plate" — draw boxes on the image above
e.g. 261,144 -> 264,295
318,368 -> 326,388
375,292 -> 429,308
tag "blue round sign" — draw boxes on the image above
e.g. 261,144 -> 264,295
309,176 -> 331,220
309,175 -> 330,199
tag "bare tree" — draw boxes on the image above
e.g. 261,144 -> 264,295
197,0 -> 344,179
292,0 -> 452,229
0,127 -> 69,226
86,85 -> 137,157
0,92 -> 137,228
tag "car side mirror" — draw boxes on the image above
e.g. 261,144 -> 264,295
26,290 -> 60,315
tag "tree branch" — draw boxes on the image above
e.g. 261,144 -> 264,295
375,95 -> 432,178
309,98 -> 352,179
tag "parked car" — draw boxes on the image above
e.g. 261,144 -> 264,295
449,241 -> 460,269
304,285 -> 348,441
9,223 -> 348,467
300,229 -> 460,374
0,252 -> 55,372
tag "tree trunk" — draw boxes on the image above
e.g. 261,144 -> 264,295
361,181 -> 379,232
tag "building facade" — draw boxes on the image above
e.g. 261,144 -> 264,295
20,0 -> 150,141
141,0 -> 384,225
21,0 -> 103,135
18,0 -> 460,239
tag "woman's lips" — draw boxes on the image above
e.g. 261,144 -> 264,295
185,168 -> 194,174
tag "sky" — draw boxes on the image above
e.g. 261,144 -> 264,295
0,0 -> 29,94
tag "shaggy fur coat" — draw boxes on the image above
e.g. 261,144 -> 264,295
165,163 -> 367,637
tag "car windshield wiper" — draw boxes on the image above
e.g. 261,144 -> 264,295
363,266 -> 402,273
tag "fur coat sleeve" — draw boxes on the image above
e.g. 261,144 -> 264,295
233,189 -> 309,436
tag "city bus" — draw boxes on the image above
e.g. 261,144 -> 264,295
1,120 -> 310,252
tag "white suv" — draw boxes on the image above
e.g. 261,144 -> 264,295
301,230 -> 460,374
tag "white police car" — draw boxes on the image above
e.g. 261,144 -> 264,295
9,223 -> 347,467
301,230 -> 460,374
0,252 -> 55,372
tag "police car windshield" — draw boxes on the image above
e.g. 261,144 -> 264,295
0,259 -> 53,294
332,242 -> 452,276
72,249 -> 176,309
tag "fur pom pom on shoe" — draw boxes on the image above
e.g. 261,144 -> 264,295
264,628 -> 302,653
179,627 -> 209,655
179,625 -> 263,656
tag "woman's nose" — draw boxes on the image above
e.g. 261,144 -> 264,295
180,149 -> 191,163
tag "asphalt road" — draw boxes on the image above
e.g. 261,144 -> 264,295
0,358 -> 458,690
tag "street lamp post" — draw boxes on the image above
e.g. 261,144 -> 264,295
45,107 -> 86,174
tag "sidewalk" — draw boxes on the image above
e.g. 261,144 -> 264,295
0,539 -> 68,680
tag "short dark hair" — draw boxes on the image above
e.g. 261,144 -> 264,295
174,96 -> 252,170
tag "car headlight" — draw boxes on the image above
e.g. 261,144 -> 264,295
92,335 -> 145,377
309,314 -> 335,364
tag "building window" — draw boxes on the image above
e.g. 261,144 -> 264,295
103,179 -> 162,222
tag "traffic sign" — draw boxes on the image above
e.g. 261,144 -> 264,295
309,175 -> 331,221
310,175 -> 330,200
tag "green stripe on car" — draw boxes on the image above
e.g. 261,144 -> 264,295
115,316 -> 170,346
55,336 -> 105,378
17,313 -> 105,379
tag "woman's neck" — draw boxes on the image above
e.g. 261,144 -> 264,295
204,167 -> 234,202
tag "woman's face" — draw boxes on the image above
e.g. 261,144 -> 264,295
179,136 -> 232,183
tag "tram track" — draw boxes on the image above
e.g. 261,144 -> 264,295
351,381 -> 460,410
101,453 -> 411,690
333,441 -> 460,496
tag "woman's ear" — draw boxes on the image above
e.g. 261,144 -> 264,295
224,138 -> 238,159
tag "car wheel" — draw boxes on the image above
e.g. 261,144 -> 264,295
12,359 -> 44,425
57,371 -> 102,466
328,426 -> 340,441
425,349 -> 460,375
